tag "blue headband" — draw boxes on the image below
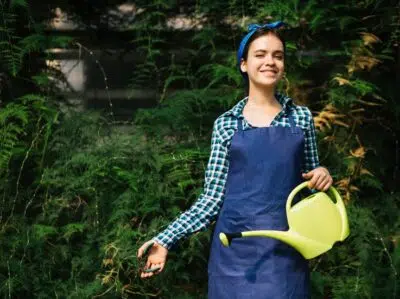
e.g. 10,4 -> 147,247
237,21 -> 285,80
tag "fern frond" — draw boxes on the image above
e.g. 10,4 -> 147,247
1,43 -> 23,77
10,0 -> 28,8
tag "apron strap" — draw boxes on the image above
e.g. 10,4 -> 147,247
237,118 -> 243,131
287,111 -> 297,133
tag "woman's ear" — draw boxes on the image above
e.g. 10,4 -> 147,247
240,59 -> 247,73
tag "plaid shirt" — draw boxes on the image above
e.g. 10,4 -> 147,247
153,93 -> 320,249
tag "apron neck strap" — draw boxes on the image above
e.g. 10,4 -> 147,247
237,118 -> 243,131
287,110 -> 297,133
288,113 -> 296,127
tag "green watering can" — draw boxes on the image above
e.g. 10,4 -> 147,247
219,181 -> 350,259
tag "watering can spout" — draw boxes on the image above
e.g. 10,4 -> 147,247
219,230 -> 332,259
219,230 -> 291,246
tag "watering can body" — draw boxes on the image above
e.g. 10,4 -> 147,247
219,181 -> 350,259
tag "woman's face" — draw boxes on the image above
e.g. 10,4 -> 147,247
240,32 -> 285,88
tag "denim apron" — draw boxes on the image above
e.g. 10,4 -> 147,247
208,112 -> 310,299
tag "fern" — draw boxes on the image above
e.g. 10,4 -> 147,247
0,3 -> 72,77
0,1 -> 398,298
0,103 -> 29,172
10,0 -> 28,8
61,223 -> 86,241
0,41 -> 23,77
32,224 -> 58,240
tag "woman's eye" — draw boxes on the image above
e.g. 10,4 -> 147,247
275,55 -> 284,60
256,55 -> 264,58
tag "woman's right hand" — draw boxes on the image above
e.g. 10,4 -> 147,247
137,240 -> 168,278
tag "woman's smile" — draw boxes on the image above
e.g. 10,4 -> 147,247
260,70 -> 278,75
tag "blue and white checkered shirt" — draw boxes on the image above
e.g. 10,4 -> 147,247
153,93 -> 320,249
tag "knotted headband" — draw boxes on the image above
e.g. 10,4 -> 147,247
237,21 -> 286,80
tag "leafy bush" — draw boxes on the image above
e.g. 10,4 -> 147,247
0,0 -> 399,298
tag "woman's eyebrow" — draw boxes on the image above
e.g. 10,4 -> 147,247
253,49 -> 284,54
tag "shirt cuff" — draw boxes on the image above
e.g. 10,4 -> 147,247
152,235 -> 174,250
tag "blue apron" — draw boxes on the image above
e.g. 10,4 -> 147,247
208,111 -> 310,299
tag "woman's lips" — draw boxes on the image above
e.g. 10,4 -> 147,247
260,70 -> 277,75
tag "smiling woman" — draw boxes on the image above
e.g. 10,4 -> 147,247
138,21 -> 333,299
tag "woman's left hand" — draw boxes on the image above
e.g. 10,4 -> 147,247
302,167 -> 333,191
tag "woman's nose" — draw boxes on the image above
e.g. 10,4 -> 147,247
264,54 -> 275,65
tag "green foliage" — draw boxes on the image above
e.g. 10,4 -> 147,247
0,0 -> 399,298
0,103 -> 29,171
0,1 -> 72,76
10,0 -> 28,8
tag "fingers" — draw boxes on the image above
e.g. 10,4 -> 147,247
137,243 -> 146,258
308,172 -> 321,189
312,174 -> 333,191
140,267 -> 154,278
140,262 -> 165,278
320,177 -> 333,191
137,246 -> 144,259
304,167 -> 333,191
313,174 -> 326,190
140,259 -> 154,278
302,170 -> 314,179
137,240 -> 153,258
142,261 -> 154,278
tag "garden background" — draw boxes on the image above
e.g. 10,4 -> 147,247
0,0 -> 399,298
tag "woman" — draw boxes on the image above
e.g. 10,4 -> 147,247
137,21 -> 333,298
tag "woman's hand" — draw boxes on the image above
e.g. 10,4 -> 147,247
137,240 -> 168,278
302,167 -> 333,191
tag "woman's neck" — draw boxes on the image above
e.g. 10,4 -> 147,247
247,86 -> 278,107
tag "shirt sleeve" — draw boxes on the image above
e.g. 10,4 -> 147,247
153,121 -> 230,249
302,108 -> 320,173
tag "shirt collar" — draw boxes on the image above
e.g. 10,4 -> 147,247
226,92 -> 294,119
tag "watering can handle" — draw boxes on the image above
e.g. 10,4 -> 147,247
286,181 -> 346,213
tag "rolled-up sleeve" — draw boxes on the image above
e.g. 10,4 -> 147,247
153,121 -> 230,249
